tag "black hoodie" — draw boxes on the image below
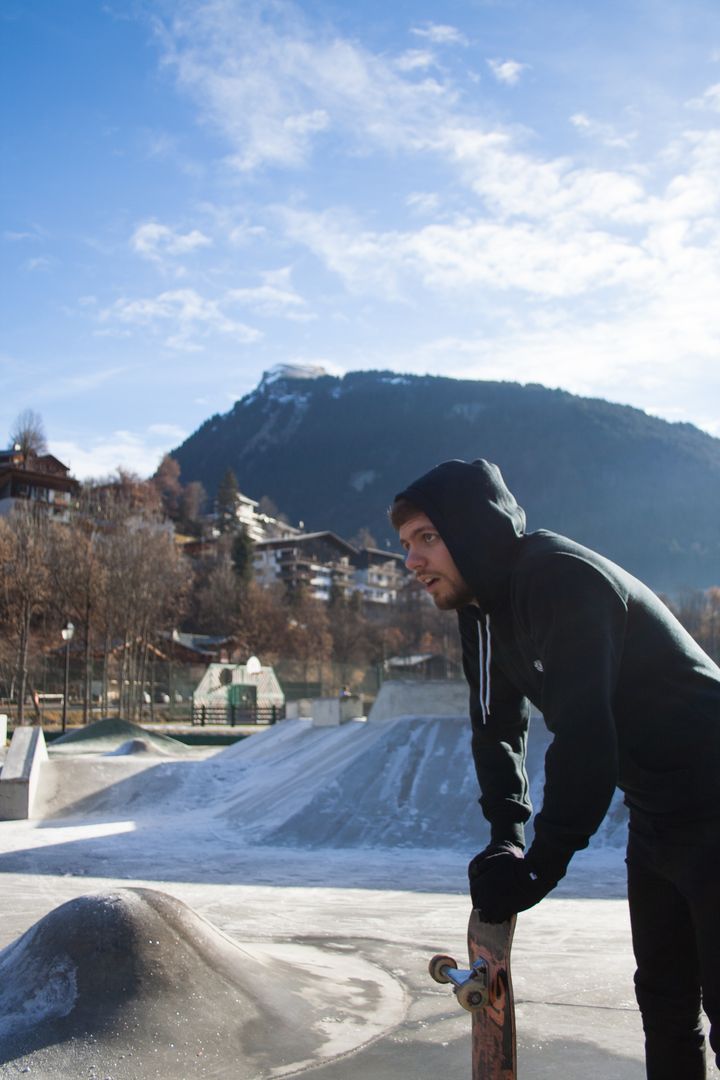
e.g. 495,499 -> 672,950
397,459 -> 720,880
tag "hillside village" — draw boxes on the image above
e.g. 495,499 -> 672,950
0,432 -> 458,731
5,402 -> 720,735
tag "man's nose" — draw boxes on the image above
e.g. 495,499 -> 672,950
405,546 -> 422,571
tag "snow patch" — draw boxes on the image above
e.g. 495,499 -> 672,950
0,929 -> 77,1037
262,363 -> 327,384
350,469 -> 376,492
380,375 -> 412,385
451,402 -> 487,421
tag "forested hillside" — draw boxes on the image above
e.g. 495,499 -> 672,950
171,368 -> 720,591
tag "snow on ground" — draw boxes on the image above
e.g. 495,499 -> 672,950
0,715 -> 688,1078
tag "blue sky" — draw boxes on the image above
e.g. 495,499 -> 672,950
4,0 -> 720,480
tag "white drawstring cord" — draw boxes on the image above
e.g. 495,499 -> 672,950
477,613 -> 492,723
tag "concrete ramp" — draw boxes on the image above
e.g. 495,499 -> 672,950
25,715 -> 629,853
49,716 -> 193,756
0,726 -> 47,820
368,678 -> 468,722
0,888 -> 405,1079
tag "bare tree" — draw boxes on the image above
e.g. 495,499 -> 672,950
0,503 -> 51,722
327,588 -> 369,683
193,552 -> 242,637
99,515 -> 190,720
283,589 -> 333,685
9,408 -> 48,460
47,508 -> 107,723
231,582 -> 289,663
179,480 -> 206,534
152,454 -> 183,519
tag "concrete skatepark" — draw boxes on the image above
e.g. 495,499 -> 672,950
0,682 -> 705,1077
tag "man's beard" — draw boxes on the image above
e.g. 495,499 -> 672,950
432,581 -> 475,611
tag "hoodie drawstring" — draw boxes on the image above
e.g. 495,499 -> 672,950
478,613 -> 492,723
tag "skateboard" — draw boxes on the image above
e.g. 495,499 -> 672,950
429,910 -> 517,1079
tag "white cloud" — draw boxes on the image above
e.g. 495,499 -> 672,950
131,221 -> 212,261
99,288 -> 262,350
149,1 -> 720,437
406,191 -> 442,214
23,256 -> 56,272
487,59 -> 527,86
279,120 -> 720,410
570,112 -> 636,149
282,205 -> 652,300
54,367 -> 128,396
283,108 -> 330,135
157,0 -> 456,171
395,50 -> 436,73
148,422 -> 187,439
411,23 -> 468,47
227,267 -> 313,320
52,429 -> 183,481
4,230 -> 38,242
685,82 -> 720,112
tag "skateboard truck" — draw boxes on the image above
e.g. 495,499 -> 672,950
428,912 -> 517,1079
428,953 -> 490,1011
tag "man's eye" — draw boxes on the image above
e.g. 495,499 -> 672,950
423,533 -> 437,544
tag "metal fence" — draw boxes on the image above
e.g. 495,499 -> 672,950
191,703 -> 284,727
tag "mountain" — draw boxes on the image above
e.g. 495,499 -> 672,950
171,367 -> 720,592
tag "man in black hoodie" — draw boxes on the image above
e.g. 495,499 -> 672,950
391,458 -> 720,1080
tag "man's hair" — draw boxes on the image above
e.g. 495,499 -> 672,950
388,496 -> 421,531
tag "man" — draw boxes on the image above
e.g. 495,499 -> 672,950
391,458 -> 720,1080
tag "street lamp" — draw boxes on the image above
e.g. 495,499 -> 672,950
61,622 -> 75,734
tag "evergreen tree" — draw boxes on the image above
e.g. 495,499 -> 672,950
231,526 -> 255,585
216,468 -> 239,533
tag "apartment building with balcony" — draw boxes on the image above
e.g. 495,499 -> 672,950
253,532 -> 358,602
253,532 -> 409,606
0,447 -> 79,521
351,547 -> 407,606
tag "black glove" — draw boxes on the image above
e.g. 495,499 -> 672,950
468,844 -> 556,923
470,840 -> 524,865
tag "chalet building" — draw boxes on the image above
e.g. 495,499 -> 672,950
0,447 -> 79,522
351,547 -> 407,605
177,478 -> 410,607
253,531 -> 357,601
231,490 -> 302,543
253,532 -> 410,605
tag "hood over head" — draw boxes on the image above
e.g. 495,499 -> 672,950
395,459 -> 526,611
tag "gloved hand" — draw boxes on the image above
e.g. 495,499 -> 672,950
468,844 -> 556,923
470,840 -> 524,865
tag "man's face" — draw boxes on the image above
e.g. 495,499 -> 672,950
398,512 -> 474,610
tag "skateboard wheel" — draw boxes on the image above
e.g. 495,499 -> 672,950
428,954 -> 457,984
457,981 -> 489,1012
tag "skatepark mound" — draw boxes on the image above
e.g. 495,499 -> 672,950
213,715 -> 628,851
49,717 -> 192,756
105,736 -> 168,756
0,887 -> 404,1079
33,715 -> 629,853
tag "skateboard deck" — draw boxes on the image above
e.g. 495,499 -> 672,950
429,910 -> 517,1080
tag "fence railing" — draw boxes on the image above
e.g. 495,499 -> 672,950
191,703 -> 284,727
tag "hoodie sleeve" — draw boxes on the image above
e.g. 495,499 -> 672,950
517,552 -> 627,881
459,608 -> 532,848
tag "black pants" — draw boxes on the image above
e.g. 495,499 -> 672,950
627,812 -> 720,1079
